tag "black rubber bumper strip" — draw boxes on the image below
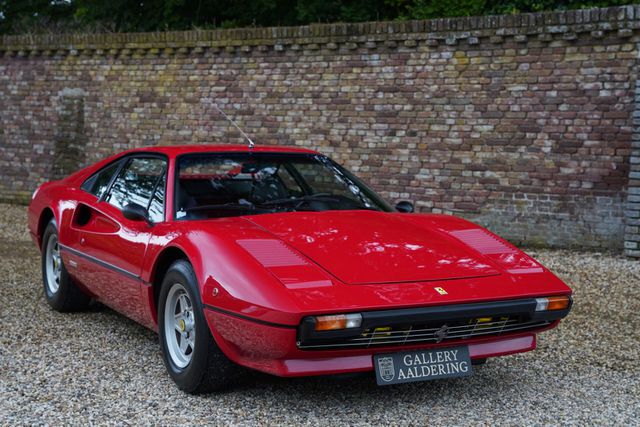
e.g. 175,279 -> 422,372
203,304 -> 297,329
59,243 -> 150,285
298,296 -> 572,342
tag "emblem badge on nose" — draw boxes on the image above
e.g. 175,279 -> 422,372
434,325 -> 449,343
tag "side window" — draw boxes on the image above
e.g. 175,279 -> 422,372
80,161 -> 121,199
105,157 -> 166,219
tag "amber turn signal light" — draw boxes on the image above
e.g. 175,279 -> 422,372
314,313 -> 362,331
535,295 -> 571,311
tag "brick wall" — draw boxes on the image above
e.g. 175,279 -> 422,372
627,76 -> 640,256
1,6 -> 639,254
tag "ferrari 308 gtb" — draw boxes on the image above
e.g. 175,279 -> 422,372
28,145 -> 572,392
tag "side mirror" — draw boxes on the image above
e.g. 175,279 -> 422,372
395,201 -> 414,213
122,203 -> 151,225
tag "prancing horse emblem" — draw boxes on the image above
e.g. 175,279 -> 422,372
377,357 -> 395,382
434,325 -> 450,343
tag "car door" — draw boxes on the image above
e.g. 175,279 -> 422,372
67,155 -> 167,324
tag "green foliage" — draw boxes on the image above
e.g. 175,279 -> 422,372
296,0 -> 393,23
397,0 -> 489,20
1,0 -> 77,34
0,0 -> 635,34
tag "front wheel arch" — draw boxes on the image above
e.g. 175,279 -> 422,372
157,259 -> 241,393
149,246 -> 191,323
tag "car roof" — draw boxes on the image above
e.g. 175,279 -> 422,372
121,144 -> 321,158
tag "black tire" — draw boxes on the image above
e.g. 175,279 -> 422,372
41,219 -> 91,312
158,259 -> 241,393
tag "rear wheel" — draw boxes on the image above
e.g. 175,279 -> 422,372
41,219 -> 90,312
158,260 -> 241,393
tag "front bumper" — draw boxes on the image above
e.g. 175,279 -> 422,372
297,297 -> 571,350
204,297 -> 569,377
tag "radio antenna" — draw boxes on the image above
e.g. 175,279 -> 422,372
206,101 -> 255,149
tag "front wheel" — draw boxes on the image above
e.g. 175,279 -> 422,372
41,219 -> 90,312
158,260 -> 241,393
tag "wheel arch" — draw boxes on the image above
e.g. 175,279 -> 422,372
37,207 -> 55,249
149,246 -> 192,321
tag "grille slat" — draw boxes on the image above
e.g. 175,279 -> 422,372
353,319 -> 520,339
298,317 -> 550,350
347,320 -> 521,342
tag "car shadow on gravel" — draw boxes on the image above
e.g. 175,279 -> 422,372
234,359 -> 517,396
71,296 -> 527,405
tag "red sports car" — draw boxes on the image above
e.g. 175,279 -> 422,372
28,145 -> 572,392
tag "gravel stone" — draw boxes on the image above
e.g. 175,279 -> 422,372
1,203 -> 639,425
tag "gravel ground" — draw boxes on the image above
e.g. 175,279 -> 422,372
1,202 -> 639,426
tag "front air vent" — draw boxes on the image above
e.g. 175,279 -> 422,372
449,229 -> 516,255
237,239 -> 308,267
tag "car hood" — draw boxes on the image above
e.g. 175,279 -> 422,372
246,211 -> 501,285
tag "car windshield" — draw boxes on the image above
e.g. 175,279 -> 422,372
175,153 -> 393,219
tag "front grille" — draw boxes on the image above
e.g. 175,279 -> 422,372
297,316 -> 550,350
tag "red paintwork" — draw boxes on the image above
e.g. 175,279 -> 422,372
245,212 -> 502,284
204,309 -> 546,376
28,144 -> 572,377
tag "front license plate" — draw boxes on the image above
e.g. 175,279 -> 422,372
374,346 -> 472,386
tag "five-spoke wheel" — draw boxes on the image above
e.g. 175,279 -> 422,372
158,259 -> 241,393
164,283 -> 196,368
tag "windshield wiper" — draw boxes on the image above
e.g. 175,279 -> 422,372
182,202 -> 272,212
258,193 -> 340,206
